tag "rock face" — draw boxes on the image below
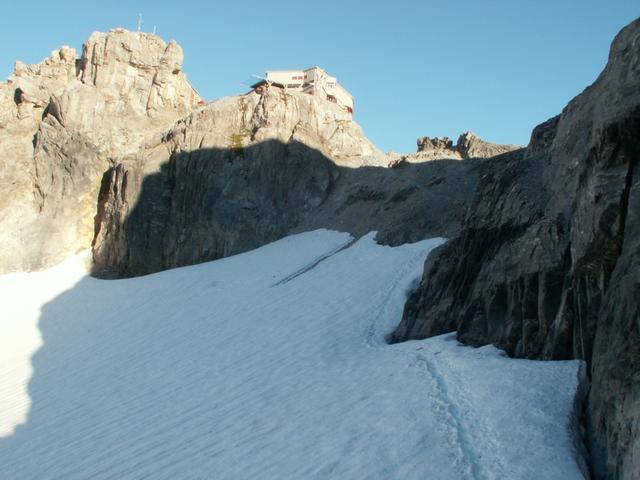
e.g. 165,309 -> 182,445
0,29 -> 201,273
393,18 -> 640,480
76,29 -> 200,142
0,28 -> 481,278
0,46 -> 84,272
412,131 -> 519,162
91,88 -> 480,277
456,131 -> 520,159
416,135 -> 456,156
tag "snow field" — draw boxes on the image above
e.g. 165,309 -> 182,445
0,230 -> 585,479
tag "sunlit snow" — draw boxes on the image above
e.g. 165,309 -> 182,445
0,230 -> 585,479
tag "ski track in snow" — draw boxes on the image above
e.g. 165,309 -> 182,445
270,237 -> 357,287
426,348 -> 509,480
0,230 -> 586,480
414,350 -> 488,480
358,246 -> 494,480
363,246 -> 429,349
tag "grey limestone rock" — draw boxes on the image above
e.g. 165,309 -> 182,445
393,17 -> 640,480
0,29 -> 202,273
91,88 -> 480,277
412,131 -> 519,162
0,28 -> 480,277
455,131 -> 520,159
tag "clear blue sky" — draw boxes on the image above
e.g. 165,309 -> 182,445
1,1 -> 637,152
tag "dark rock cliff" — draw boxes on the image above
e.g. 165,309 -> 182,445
392,18 -> 640,480
91,136 -> 481,278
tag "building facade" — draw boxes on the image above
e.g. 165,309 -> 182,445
252,66 -> 354,114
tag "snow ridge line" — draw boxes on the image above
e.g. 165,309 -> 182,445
414,351 -> 490,480
270,237 -> 357,287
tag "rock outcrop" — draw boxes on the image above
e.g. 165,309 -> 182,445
393,18 -> 640,480
411,131 -> 519,162
91,88 -> 480,277
416,135 -> 456,156
0,29 -> 201,273
456,131 -> 520,159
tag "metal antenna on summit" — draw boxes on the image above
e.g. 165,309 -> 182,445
137,13 -> 143,32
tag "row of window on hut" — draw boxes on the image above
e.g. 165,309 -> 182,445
250,66 -> 354,115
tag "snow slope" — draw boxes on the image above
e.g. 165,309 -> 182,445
0,230 -> 585,479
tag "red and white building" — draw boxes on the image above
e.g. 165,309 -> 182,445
251,66 -> 354,115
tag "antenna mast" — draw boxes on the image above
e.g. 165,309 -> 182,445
137,13 -> 143,32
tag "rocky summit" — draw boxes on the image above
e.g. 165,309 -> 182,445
0,18 -> 639,480
0,29 -> 200,273
414,131 -> 519,161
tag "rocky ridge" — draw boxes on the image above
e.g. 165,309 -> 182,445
90,87 -> 482,277
393,18 -> 640,480
0,28 -> 201,273
404,131 -> 520,162
0,29 -> 488,278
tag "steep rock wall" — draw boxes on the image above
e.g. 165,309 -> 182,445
393,18 -> 640,480
0,29 -> 201,273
